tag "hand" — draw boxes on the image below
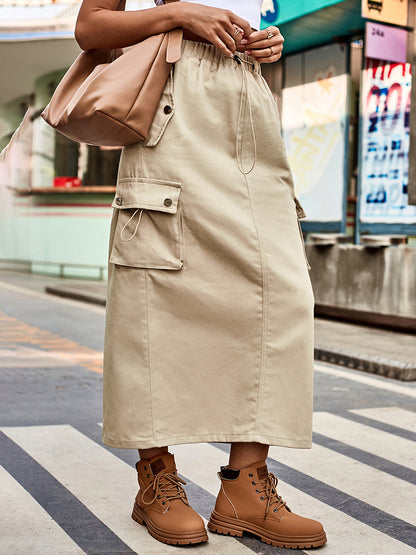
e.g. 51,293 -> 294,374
178,3 -> 252,58
241,26 -> 284,63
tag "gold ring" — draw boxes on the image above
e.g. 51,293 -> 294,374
233,26 -> 241,36
266,28 -> 274,39
269,47 -> 273,56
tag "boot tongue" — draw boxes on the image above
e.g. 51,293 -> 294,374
149,452 -> 176,475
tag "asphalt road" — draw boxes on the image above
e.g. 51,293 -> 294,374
0,271 -> 415,554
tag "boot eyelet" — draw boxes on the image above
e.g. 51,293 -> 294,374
248,473 -> 253,478
273,507 -> 278,512
162,501 -> 166,505
144,466 -> 147,470
272,489 -> 275,494
260,496 -> 265,501
251,481 -> 256,486
255,489 -> 260,493
147,474 -> 151,478
157,495 -> 161,499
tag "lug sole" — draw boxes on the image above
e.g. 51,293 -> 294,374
208,510 -> 327,549
132,502 -> 208,546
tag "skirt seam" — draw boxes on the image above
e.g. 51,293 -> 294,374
144,269 -> 155,440
243,172 -> 267,433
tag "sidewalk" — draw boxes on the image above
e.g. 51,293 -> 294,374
1,270 -> 415,381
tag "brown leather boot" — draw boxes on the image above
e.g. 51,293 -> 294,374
208,460 -> 327,549
132,451 -> 208,545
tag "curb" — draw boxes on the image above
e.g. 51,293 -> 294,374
314,346 -> 416,382
45,286 -> 106,307
45,286 -> 416,382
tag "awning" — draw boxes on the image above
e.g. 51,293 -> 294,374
261,0 -> 364,54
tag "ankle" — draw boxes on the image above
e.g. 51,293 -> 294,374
138,446 -> 169,460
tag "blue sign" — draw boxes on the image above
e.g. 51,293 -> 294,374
262,0 -> 278,23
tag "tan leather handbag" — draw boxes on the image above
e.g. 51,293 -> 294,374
41,0 -> 182,147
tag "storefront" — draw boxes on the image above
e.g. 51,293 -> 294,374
261,0 -> 416,241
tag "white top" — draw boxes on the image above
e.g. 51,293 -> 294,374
172,0 -> 263,30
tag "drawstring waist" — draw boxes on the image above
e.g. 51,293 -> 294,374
233,54 -> 257,175
181,41 -> 258,176
120,43 -> 259,242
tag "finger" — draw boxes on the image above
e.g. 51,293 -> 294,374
246,45 -> 283,59
243,26 -> 282,45
210,33 -> 235,57
217,26 -> 238,53
230,14 -> 252,38
254,52 -> 282,64
244,35 -> 284,51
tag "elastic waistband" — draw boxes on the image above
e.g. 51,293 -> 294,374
181,39 -> 261,74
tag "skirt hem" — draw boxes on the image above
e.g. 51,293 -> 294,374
102,432 -> 312,450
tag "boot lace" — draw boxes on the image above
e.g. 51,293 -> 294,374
142,471 -> 189,507
254,472 -> 287,520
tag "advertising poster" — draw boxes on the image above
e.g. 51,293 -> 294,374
359,59 -> 416,223
361,0 -> 408,27
281,44 -> 349,221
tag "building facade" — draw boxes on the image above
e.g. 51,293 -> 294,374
1,0 -> 415,326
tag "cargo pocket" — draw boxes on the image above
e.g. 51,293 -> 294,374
294,197 -> 311,271
109,178 -> 183,270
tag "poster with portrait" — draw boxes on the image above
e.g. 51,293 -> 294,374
359,59 -> 416,223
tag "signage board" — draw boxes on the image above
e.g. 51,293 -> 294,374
361,0 -> 408,27
365,22 -> 407,64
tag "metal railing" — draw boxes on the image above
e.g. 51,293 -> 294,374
0,258 -> 106,280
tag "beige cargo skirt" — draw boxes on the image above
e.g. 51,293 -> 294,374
103,40 -> 314,449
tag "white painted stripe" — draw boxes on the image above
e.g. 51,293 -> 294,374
0,465 -> 85,555
350,407 -> 416,434
314,412 -> 416,471
314,362 -> 416,399
268,441 -> 416,527
1,425 -> 245,555
0,280 -> 105,314
171,443 -> 416,555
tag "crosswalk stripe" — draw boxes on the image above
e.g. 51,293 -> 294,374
349,407 -> 416,434
0,465 -> 85,555
268,440 -> 415,527
171,443 -> 416,555
1,425 -> 251,555
314,363 -> 416,399
313,412 -> 416,471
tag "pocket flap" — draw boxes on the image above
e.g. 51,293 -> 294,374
112,177 -> 182,214
294,197 -> 306,219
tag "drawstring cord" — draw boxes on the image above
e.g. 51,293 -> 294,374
120,208 -> 144,241
235,55 -> 257,175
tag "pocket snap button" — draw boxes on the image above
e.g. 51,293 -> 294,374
164,198 -> 173,207
163,105 -> 172,114
115,197 -> 122,206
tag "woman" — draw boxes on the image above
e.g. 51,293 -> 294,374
75,0 -> 326,549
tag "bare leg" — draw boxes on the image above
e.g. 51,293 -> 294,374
228,442 -> 269,469
138,446 -> 168,460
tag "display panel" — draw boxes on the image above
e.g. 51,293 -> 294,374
282,44 -> 349,222
359,59 -> 416,224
